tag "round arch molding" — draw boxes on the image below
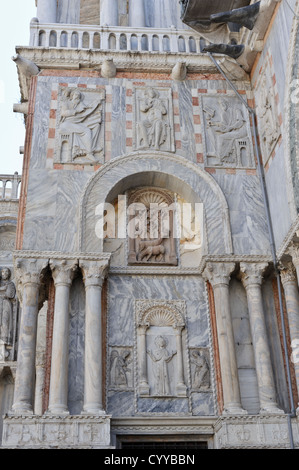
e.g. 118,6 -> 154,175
79,151 -> 233,255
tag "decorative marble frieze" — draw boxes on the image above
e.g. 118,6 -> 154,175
2,415 -> 112,449
133,87 -> 175,153
201,95 -> 255,169
55,86 -> 106,165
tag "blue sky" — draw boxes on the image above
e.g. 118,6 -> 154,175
0,1 -> 37,175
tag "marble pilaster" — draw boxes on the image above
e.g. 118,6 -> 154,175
47,259 -> 78,415
203,262 -> 246,415
36,0 -> 57,23
11,258 -> 48,415
80,259 -> 109,416
279,261 -> 299,410
241,262 -> 283,415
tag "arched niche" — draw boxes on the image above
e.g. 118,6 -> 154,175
80,152 -> 233,262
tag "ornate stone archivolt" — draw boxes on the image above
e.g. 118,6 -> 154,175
201,95 -> 254,169
135,300 -> 188,398
55,86 -> 105,164
133,87 -> 175,153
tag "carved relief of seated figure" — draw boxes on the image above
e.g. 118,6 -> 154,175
59,88 -> 103,163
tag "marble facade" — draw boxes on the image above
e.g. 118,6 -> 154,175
1,0 -> 299,450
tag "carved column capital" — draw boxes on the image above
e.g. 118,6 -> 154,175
50,259 -> 78,287
287,242 -> 299,268
80,259 -> 110,288
240,262 -> 268,289
279,261 -> 297,285
202,262 -> 235,287
14,257 -> 48,301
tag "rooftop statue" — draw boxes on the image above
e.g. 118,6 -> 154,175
180,0 -> 280,67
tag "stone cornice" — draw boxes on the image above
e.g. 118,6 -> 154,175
12,250 -> 111,262
15,45 -> 249,102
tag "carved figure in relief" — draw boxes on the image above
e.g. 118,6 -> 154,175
138,237 -> 165,262
204,99 -> 247,164
256,74 -> 280,159
138,88 -> 168,150
59,88 -> 103,162
0,267 -> 15,346
190,349 -> 210,390
110,349 -> 132,387
147,335 -> 177,396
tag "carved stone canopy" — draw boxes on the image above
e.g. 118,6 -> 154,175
136,300 -> 186,330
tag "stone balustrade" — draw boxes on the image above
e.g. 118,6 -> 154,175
0,173 -> 21,201
29,21 -> 208,54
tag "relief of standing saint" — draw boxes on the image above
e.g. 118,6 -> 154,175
0,267 -> 16,346
147,335 -> 177,396
138,88 -> 168,150
59,88 -> 103,162
190,349 -> 210,390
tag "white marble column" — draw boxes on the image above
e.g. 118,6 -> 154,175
80,260 -> 109,415
174,326 -> 187,396
203,262 -> 246,415
100,0 -> 119,26
11,258 -> 48,415
288,242 -> 299,290
36,0 -> 57,23
129,0 -> 146,27
241,262 -> 283,414
137,325 -> 150,395
47,260 -> 77,415
280,261 -> 299,410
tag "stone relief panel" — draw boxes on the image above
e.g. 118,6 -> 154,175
127,188 -> 178,266
201,95 -> 255,168
133,87 -> 175,152
108,346 -> 133,390
55,86 -> 105,164
255,65 -> 281,165
190,347 -> 211,392
135,300 -> 189,399
0,267 -> 18,362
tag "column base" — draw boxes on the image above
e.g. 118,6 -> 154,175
222,404 -> 248,416
259,404 -> 285,415
46,406 -> 70,417
82,406 -> 106,417
10,402 -> 34,416
176,383 -> 187,397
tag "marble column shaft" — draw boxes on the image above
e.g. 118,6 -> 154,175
100,0 -> 119,26
203,262 -> 245,414
37,0 -> 57,23
241,263 -> 282,414
81,260 -> 109,415
280,263 -> 299,406
12,259 -> 47,415
137,325 -> 150,395
129,0 -> 146,27
48,260 -> 77,415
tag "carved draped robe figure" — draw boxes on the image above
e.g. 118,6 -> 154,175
147,335 -> 176,396
138,88 -> 168,150
204,99 -> 247,163
191,350 -> 210,390
0,268 -> 15,346
59,88 -> 103,162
